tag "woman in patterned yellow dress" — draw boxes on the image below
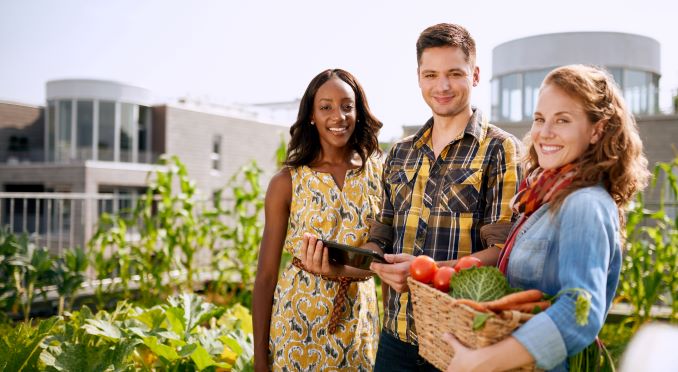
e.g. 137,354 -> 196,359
252,69 -> 384,372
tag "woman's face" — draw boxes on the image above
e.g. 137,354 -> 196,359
311,77 -> 357,150
531,84 -> 602,170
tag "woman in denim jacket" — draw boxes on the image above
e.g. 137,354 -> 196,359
442,65 -> 650,371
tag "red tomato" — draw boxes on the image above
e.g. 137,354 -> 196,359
410,255 -> 438,283
432,266 -> 456,292
454,256 -> 482,272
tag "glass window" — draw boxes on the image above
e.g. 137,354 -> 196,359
138,106 -> 150,163
608,67 -> 623,88
491,79 -> 500,121
500,74 -> 522,122
47,101 -> 56,161
98,101 -> 115,161
624,70 -> 654,115
523,69 -> 548,120
211,135 -> 222,171
76,100 -> 94,160
650,74 -> 659,114
57,100 -> 72,161
120,103 -> 136,162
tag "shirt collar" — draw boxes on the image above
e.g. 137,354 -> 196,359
412,107 -> 486,150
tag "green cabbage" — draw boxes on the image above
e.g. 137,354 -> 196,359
449,266 -> 511,302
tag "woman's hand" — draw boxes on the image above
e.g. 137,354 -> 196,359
443,333 -> 485,372
301,233 -> 342,277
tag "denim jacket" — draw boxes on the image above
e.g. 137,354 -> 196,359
507,185 -> 622,371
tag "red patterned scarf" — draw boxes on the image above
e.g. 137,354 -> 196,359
498,163 -> 577,274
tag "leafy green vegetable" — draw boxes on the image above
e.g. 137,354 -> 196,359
574,291 -> 592,326
0,317 -> 58,372
472,313 -> 492,330
545,288 -> 592,326
450,266 -> 511,302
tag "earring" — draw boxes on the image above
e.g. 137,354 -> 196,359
310,121 -> 315,126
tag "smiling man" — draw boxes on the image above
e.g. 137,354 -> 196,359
365,23 -> 523,370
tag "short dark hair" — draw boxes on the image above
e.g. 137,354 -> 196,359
416,23 -> 476,66
285,69 -> 382,172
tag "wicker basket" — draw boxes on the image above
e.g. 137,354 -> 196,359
408,277 -> 540,371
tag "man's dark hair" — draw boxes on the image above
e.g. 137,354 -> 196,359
416,23 -> 476,66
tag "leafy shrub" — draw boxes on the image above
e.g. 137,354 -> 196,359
0,294 -> 253,371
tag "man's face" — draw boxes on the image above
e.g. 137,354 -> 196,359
417,46 -> 479,118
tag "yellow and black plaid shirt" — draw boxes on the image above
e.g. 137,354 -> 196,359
370,108 -> 522,343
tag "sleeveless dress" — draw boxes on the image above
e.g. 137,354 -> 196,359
269,157 -> 383,371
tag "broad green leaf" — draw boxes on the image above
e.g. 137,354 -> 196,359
165,307 -> 186,336
0,317 -> 58,372
190,344 -> 216,371
220,336 -> 243,356
45,339 -> 138,372
83,319 -> 121,340
134,307 -> 166,330
157,330 -> 181,341
178,343 -> 198,358
142,336 -> 179,362
229,304 -> 253,334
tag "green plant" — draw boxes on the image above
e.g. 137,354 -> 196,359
0,226 -> 20,314
275,132 -> 287,169
88,155 -> 266,309
568,338 -> 615,372
207,161 -> 264,308
599,158 -> 678,366
10,236 -> 55,322
89,213 -> 134,308
53,246 -> 88,316
0,317 -> 59,371
89,155 -> 225,305
40,304 -> 139,372
617,157 -> 678,329
33,294 -> 253,371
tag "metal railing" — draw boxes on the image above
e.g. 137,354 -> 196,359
0,192 -> 142,254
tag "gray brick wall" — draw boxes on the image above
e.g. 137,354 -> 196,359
163,105 -> 289,198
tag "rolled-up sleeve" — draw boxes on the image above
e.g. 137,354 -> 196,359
513,312 -> 568,369
368,148 -> 396,253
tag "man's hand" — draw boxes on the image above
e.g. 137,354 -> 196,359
370,253 -> 415,292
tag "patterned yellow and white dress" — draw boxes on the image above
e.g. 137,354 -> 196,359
269,157 -> 382,372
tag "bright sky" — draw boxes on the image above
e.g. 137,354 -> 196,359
1,0 -> 676,141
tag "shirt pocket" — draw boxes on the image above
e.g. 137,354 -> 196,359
386,167 -> 417,213
507,239 -> 549,290
439,168 -> 483,213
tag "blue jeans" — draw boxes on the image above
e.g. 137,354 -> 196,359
373,330 -> 440,371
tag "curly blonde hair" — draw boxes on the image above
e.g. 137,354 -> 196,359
525,64 -> 650,222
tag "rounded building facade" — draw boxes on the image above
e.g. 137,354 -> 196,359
45,79 -> 153,163
491,32 -> 661,122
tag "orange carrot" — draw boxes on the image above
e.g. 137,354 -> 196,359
454,299 -> 491,313
503,301 -> 551,313
481,289 -> 545,311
